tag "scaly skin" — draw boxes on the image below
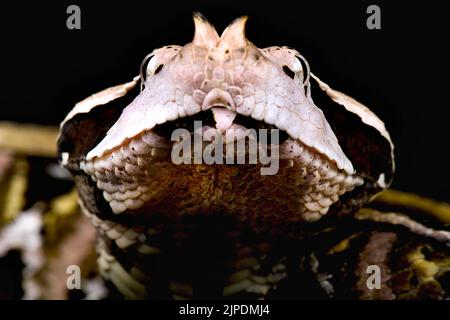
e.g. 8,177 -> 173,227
80,15 -> 368,222
60,14 -> 442,299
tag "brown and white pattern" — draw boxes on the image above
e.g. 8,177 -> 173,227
58,13 -> 396,299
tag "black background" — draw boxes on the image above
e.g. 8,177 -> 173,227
0,1 -> 448,201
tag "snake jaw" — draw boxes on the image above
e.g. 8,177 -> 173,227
80,124 -> 363,220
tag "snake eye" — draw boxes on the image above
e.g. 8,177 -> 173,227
139,46 -> 182,91
139,52 -> 154,90
282,65 -> 295,79
294,52 -> 310,87
140,53 -> 165,90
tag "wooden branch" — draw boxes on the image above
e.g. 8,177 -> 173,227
374,189 -> 450,224
0,122 -> 59,157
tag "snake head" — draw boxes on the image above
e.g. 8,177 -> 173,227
59,13 -> 394,223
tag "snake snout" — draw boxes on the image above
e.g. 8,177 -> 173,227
201,88 -> 235,112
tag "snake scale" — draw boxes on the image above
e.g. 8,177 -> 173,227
57,13 -> 450,299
